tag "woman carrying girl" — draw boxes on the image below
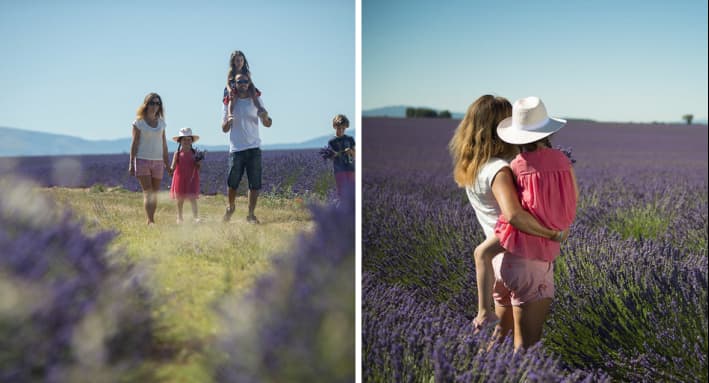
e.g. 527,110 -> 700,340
169,127 -> 203,224
129,93 -> 170,225
449,95 -> 577,350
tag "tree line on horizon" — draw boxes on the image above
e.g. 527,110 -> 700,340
404,108 -> 700,125
406,107 -> 452,119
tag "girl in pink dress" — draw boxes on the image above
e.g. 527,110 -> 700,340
472,97 -> 578,339
169,127 -> 203,224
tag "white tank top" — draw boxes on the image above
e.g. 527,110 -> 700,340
465,157 -> 510,238
133,118 -> 166,160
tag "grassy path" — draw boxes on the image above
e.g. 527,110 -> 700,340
43,187 -> 314,382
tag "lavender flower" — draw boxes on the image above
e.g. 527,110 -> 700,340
319,145 -> 337,160
194,147 -> 207,162
555,145 -> 577,164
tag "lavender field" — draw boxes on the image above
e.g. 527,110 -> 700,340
363,117 -> 708,382
1,148 -> 354,381
0,149 -> 334,199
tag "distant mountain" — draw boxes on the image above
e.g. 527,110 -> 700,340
0,126 -> 354,157
262,131 -> 356,150
1,126 -> 133,157
363,106 -> 464,119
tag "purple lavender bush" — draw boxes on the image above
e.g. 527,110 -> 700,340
214,189 -> 354,382
363,274 -> 609,382
0,149 -> 335,200
363,174 -> 708,382
0,178 -> 156,382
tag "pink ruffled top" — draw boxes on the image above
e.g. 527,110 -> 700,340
494,147 -> 577,262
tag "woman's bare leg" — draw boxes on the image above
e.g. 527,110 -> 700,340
148,177 -> 161,223
513,298 -> 552,350
137,176 -> 154,224
486,304 -> 514,351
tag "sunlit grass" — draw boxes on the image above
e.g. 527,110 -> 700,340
42,187 -> 314,381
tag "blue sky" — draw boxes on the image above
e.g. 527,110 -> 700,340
363,0 -> 708,123
0,0 -> 355,145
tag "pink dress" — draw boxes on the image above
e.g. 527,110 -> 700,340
494,147 -> 577,262
170,150 -> 200,199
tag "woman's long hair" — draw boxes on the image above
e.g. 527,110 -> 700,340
135,92 -> 164,120
227,50 -> 252,82
449,95 -> 516,187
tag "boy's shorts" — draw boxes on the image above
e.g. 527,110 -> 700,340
135,159 -> 164,179
492,252 -> 554,307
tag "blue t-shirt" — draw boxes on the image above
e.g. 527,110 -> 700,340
328,135 -> 355,173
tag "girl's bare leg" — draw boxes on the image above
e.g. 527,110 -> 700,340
190,199 -> 198,220
251,88 -> 266,115
474,237 -> 505,326
176,199 -> 184,223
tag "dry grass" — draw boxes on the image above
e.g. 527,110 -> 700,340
42,187 -> 315,382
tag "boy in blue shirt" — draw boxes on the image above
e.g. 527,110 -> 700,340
327,114 -> 355,199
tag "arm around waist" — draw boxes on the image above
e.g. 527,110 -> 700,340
491,167 -> 562,241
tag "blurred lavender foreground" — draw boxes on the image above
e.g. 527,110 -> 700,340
363,118 -> 708,382
215,189 -> 355,382
0,178 -> 156,382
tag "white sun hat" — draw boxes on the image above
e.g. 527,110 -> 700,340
172,127 -> 200,143
496,96 -> 566,145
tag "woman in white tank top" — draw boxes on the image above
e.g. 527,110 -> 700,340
449,95 -> 566,350
129,93 -> 169,225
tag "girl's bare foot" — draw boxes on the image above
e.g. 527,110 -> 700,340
472,312 -> 500,335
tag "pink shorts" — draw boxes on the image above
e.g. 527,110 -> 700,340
492,252 -> 554,307
135,159 -> 164,179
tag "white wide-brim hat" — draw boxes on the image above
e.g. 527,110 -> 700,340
172,127 -> 200,143
496,96 -> 566,145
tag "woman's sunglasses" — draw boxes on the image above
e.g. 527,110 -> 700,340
148,100 -> 162,106
236,79 -> 250,85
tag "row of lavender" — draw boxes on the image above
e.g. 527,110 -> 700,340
0,176 -> 354,381
0,149 -> 334,199
0,178 -> 156,381
362,118 -> 708,382
215,189 -> 355,382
